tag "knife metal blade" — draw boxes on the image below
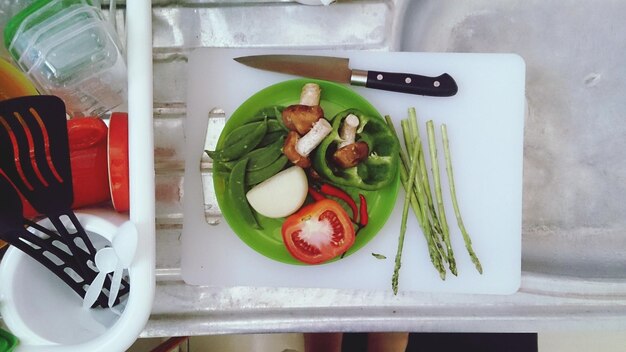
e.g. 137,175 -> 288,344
234,54 -> 458,97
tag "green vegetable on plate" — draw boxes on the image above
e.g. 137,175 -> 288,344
207,118 -> 268,161
245,155 -> 289,186
212,78 -> 399,265
313,108 -> 399,191
228,158 -> 261,229
220,135 -> 285,171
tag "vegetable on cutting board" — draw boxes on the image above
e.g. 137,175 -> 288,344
211,82 -> 383,266
207,118 -> 268,161
246,166 -> 308,218
387,107 -> 482,294
206,106 -> 289,182
281,82 -> 324,135
313,108 -> 399,191
319,183 -> 359,223
282,83 -> 333,168
228,158 -> 261,229
281,198 -> 355,264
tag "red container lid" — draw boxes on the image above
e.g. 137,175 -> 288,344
108,112 -> 129,212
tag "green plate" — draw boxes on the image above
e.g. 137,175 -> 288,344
214,79 -> 400,265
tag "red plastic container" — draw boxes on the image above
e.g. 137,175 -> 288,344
107,112 -> 129,212
22,117 -> 111,218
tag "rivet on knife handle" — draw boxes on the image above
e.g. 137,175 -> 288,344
351,69 -> 458,97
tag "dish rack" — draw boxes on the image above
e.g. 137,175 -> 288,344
0,1 -> 155,351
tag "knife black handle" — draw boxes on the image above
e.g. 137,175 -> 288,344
353,70 -> 458,97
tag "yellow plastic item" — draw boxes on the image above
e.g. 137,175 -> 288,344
0,58 -> 38,101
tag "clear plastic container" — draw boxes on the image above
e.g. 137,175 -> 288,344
4,0 -> 127,117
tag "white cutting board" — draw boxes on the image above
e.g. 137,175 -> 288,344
181,48 -> 525,294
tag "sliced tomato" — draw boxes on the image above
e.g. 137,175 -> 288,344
281,199 -> 355,264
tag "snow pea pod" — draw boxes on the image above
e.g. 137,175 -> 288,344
267,119 -> 287,133
245,155 -> 289,186
247,135 -> 285,171
224,120 -> 264,147
257,130 -> 286,147
208,119 -> 268,161
249,105 -> 284,122
219,135 -> 285,171
229,158 -> 261,229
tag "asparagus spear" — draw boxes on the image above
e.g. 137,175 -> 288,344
441,124 -> 483,274
426,121 -> 457,276
392,140 -> 421,294
387,110 -> 482,292
402,122 -> 447,275
406,109 -> 448,263
408,109 -> 441,233
386,116 -> 446,280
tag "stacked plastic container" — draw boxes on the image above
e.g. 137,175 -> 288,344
3,0 -> 127,117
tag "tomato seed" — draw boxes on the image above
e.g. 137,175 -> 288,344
292,230 -> 322,255
319,210 -> 345,247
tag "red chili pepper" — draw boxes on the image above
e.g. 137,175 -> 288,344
308,186 -> 326,202
320,183 -> 358,223
358,194 -> 368,227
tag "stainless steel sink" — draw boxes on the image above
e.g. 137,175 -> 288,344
146,0 -> 626,336
142,0 -> 626,336
4,0 -> 626,337
397,0 -> 626,280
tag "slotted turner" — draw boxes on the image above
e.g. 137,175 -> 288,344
0,174 -> 111,307
0,96 -> 95,269
0,95 -> 130,307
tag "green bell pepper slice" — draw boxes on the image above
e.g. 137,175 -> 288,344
312,108 -> 399,191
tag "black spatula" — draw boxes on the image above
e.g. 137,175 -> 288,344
0,95 -> 129,307
0,174 -> 110,306
0,96 -> 96,266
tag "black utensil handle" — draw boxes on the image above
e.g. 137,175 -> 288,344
356,70 -> 458,97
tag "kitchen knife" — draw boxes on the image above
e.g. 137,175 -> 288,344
234,54 -> 458,97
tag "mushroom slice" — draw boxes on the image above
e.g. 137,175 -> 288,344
300,83 -> 322,106
283,119 -> 333,168
283,131 -> 311,168
332,141 -> 369,168
338,113 -> 360,149
295,118 -> 333,157
282,104 -> 324,135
